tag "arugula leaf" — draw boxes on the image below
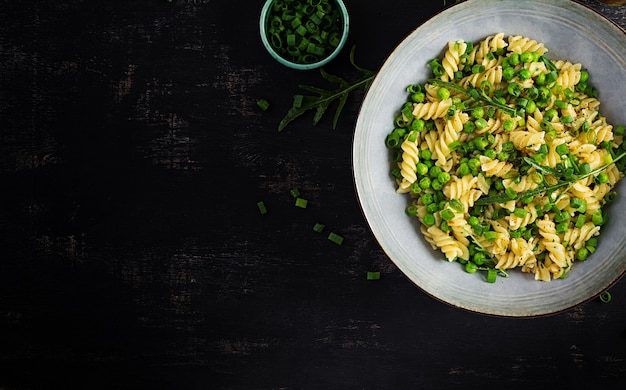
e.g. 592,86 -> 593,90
428,78 -> 518,117
278,46 -> 376,132
522,157 -> 561,177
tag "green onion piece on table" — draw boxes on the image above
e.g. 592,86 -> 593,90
328,232 -> 344,245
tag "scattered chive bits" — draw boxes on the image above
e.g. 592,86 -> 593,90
295,197 -> 308,208
599,291 -> 612,304
265,0 -> 344,65
257,98 -> 270,111
366,271 -> 381,281
257,201 -> 268,214
313,222 -> 325,233
327,231 -> 343,245
289,187 -> 301,198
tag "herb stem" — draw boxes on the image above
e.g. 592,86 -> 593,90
475,150 -> 626,206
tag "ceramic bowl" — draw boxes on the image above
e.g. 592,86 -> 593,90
259,0 -> 349,70
353,0 -> 626,317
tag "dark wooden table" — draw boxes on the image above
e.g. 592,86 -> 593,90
1,0 -> 625,388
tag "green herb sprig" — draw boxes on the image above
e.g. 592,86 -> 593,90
278,46 -> 376,131
475,150 -> 626,206
428,78 -> 518,117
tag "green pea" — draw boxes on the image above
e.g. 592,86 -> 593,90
471,106 -> 485,119
576,247 -> 589,261
411,92 -> 425,103
503,67 -> 515,80
518,69 -> 531,80
465,262 -> 478,274
441,208 -> 455,221
520,52 -> 534,63
416,162 -> 429,176
475,118 -> 488,130
463,121 -> 476,133
459,163 -> 471,176
503,119 -> 515,132
437,172 -> 451,184
437,87 -> 451,100
473,252 -> 486,265
421,193 -> 434,205
535,72 -> 547,86
411,118 -> 425,132
429,165 -> 443,178
420,149 -> 432,160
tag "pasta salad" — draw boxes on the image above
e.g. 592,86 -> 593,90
385,34 -> 626,282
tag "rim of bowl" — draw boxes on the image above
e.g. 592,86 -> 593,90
259,0 -> 350,70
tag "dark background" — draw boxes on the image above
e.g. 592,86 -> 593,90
1,0 -> 625,389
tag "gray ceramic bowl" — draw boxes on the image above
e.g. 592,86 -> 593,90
353,0 -> 626,317
259,0 -> 349,70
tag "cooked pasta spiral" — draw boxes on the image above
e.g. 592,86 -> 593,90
441,40 -> 468,81
412,98 -> 453,120
507,35 -> 548,55
479,156 -> 514,178
396,133 -> 420,194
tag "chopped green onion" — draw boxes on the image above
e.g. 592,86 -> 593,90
484,231 -> 498,241
313,222 -> 325,233
556,143 -> 569,156
570,198 -> 585,209
265,0 -> 344,65
257,98 -> 270,111
328,232 -> 344,245
257,201 -> 268,214
406,204 -> 418,216
486,268 -> 498,283
449,199 -> 464,213
423,213 -> 436,226
591,210 -> 604,225
599,291 -> 611,303
513,208 -> 528,218
290,187 -> 301,198
465,262 -> 478,274
295,197 -> 308,208
367,271 -> 381,281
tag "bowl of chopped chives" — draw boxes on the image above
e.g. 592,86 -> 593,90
259,0 -> 349,70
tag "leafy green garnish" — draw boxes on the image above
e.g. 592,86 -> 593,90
428,78 -> 518,117
278,46 -> 376,132
475,150 -> 626,206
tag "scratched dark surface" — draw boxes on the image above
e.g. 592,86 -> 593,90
1,0 -> 625,389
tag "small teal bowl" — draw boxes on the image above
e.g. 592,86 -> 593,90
259,0 -> 350,70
